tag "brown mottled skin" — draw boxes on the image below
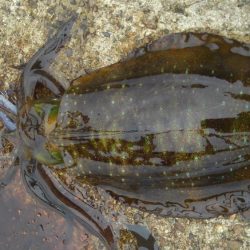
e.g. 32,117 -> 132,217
17,18 -> 250,249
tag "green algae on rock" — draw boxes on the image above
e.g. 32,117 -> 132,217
7,17 -> 250,249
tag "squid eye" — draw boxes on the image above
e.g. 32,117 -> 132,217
33,101 -> 59,135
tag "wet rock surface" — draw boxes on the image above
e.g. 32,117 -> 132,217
0,0 -> 249,249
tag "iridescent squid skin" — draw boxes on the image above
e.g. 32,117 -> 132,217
16,18 -> 250,248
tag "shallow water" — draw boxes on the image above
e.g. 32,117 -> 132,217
13,20 -> 250,248
0,7 -> 250,250
0,168 -> 101,250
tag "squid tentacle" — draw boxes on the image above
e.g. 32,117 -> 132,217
0,94 -> 17,131
21,16 -> 76,103
21,159 -> 116,249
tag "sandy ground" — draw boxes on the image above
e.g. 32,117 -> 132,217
0,0 -> 249,249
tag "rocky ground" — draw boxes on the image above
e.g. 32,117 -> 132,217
0,0 -> 249,249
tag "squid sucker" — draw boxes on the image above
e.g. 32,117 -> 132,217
5,17 -> 250,248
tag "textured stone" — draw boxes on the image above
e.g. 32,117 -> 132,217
0,0 -> 249,249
